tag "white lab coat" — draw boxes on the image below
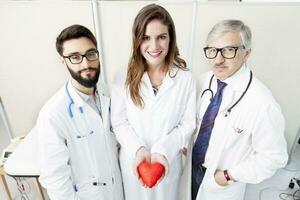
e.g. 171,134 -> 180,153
111,66 -> 196,200
180,66 -> 288,200
37,80 -> 124,200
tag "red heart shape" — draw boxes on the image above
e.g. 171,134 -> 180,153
137,161 -> 165,188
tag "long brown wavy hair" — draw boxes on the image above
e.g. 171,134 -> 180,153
126,4 -> 186,108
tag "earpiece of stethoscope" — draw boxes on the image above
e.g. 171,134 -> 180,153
201,70 -> 253,118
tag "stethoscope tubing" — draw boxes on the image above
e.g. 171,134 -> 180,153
65,81 -> 106,184
65,82 -> 84,118
201,70 -> 253,117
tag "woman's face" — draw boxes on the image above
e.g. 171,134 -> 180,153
140,19 -> 170,69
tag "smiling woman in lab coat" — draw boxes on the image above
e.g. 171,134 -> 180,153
111,4 -> 196,200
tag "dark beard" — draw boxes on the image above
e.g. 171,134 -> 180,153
67,64 -> 100,88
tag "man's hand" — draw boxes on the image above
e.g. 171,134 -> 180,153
214,169 -> 228,186
181,147 -> 187,156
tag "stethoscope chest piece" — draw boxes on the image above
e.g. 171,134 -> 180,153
223,110 -> 231,118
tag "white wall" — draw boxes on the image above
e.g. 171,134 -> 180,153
0,1 -> 299,150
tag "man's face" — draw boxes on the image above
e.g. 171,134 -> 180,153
206,32 -> 251,80
62,37 -> 100,88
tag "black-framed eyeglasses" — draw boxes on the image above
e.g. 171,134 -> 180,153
63,50 -> 99,64
203,45 -> 245,59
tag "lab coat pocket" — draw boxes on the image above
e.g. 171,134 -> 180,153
204,178 -> 244,199
212,175 -> 227,190
76,186 -> 101,200
76,181 -> 108,200
205,173 -> 227,191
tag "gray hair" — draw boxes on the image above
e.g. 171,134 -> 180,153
206,19 -> 252,49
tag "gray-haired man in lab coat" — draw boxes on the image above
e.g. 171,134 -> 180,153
180,19 -> 288,200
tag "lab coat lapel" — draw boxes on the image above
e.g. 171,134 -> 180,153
141,72 -> 155,99
156,72 -> 174,98
67,80 -> 108,125
99,92 -> 110,131
66,81 -> 91,136
66,80 -> 85,109
140,69 -> 175,100
207,66 -> 251,170
218,66 -> 250,115
96,80 -> 111,130
218,86 -> 235,117
194,92 -> 211,143
194,73 -> 216,143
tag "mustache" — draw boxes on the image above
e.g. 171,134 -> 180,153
214,63 -> 226,67
78,67 -> 96,73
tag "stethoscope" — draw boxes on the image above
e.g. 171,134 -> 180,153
201,70 -> 253,117
65,82 -> 95,139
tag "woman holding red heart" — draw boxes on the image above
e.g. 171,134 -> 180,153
111,3 -> 196,200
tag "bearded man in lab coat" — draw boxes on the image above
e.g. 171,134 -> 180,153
37,25 -> 123,200
180,19 -> 288,200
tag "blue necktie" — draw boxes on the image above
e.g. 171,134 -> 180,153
192,79 -> 227,166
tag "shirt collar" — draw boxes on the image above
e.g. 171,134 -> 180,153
215,65 -> 250,92
141,65 -> 177,87
76,89 -> 91,101
68,80 -> 99,104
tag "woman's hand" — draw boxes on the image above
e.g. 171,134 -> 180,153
150,153 -> 169,186
134,147 -> 151,186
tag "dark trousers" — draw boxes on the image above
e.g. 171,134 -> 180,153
191,164 -> 206,200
